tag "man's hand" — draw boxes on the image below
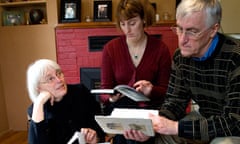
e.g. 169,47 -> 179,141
149,113 -> 178,135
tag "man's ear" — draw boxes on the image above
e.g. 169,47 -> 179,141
211,23 -> 220,38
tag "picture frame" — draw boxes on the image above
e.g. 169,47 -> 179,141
151,3 -> 157,13
93,0 -> 112,22
176,0 -> 181,8
60,0 -> 81,23
2,10 -> 25,26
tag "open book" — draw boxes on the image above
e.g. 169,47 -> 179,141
90,84 -> 150,102
95,108 -> 158,136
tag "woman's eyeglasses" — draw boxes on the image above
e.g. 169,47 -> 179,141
40,70 -> 64,84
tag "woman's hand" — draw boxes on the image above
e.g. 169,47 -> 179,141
134,80 -> 153,96
32,91 -> 53,123
81,128 -> 98,144
109,93 -> 124,102
123,129 -> 150,142
37,91 -> 54,106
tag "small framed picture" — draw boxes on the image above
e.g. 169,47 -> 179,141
151,3 -> 157,13
2,10 -> 25,26
176,0 -> 181,8
93,0 -> 112,22
60,0 -> 81,23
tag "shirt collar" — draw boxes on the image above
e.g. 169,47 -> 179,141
193,34 -> 219,61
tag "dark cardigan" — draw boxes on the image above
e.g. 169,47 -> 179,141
27,84 -> 105,144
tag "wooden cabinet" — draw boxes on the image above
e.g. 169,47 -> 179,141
0,0 -> 47,26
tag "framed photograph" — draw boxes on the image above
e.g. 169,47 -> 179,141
151,3 -> 157,12
93,0 -> 112,22
60,0 -> 81,23
2,10 -> 25,26
176,0 -> 181,8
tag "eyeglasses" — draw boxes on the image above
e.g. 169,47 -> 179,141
171,26 -> 212,40
40,70 -> 64,84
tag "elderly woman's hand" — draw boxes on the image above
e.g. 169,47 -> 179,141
81,128 -> 98,144
32,91 -> 53,123
37,91 -> 54,106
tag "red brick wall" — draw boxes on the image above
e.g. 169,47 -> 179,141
55,26 -> 177,84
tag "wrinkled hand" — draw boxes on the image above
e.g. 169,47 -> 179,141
81,128 -> 98,144
134,80 -> 153,96
37,91 -> 54,106
149,113 -> 178,135
123,129 -> 150,142
32,91 -> 54,123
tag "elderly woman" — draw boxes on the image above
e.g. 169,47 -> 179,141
26,59 -> 105,144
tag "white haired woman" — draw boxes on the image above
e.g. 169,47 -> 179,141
26,59 -> 105,144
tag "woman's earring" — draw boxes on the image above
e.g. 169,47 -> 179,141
143,20 -> 146,26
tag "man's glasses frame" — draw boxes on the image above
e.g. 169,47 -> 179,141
171,25 -> 213,40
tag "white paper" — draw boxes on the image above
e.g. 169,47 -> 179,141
67,131 -> 86,144
111,108 -> 158,118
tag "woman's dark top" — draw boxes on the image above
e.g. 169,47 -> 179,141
27,84 -> 105,144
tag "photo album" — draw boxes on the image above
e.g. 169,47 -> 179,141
95,108 -> 158,136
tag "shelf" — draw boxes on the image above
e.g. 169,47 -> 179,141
56,21 -> 117,29
0,0 -> 47,26
0,0 -> 46,7
56,20 -> 176,29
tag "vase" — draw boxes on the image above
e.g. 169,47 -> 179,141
29,9 -> 44,24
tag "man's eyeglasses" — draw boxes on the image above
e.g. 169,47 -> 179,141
171,26 -> 212,40
40,70 -> 64,84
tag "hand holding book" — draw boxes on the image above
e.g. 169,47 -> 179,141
91,84 -> 150,102
95,108 -> 158,136
108,93 -> 124,102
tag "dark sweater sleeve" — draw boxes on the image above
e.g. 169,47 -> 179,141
75,84 -> 106,142
100,38 -> 119,104
28,120 -> 49,144
149,39 -> 171,100
27,105 -> 51,144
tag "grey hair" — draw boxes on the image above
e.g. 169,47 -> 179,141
176,0 -> 222,27
26,59 -> 61,102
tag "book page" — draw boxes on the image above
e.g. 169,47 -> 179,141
95,116 -> 155,136
111,108 -> 158,118
95,108 -> 158,136
91,89 -> 114,94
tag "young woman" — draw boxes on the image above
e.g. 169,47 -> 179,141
100,0 -> 172,143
